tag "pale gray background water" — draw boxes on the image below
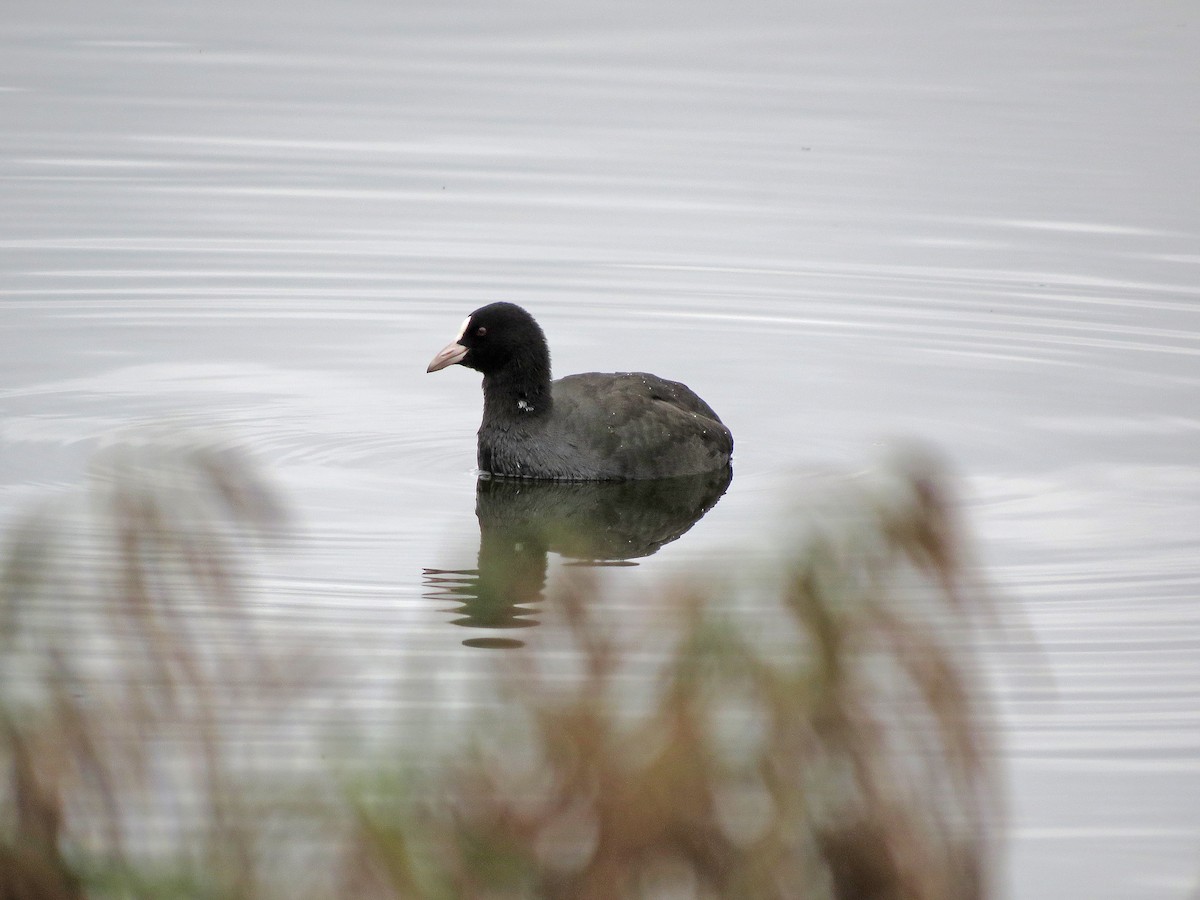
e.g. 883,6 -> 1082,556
3,1 -> 1199,896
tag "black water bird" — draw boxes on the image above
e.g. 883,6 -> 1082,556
427,303 -> 733,480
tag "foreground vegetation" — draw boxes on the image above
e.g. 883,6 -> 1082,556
1,435 -> 1000,898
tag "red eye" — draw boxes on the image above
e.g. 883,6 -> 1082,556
476,326 -> 487,337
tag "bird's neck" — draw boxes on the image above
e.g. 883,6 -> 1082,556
482,360 -> 552,421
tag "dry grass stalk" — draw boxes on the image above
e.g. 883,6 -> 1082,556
1,432 -> 292,898
346,448 -> 999,900
1,439 -> 999,899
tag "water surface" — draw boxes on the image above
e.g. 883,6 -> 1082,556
2,2 -> 1199,896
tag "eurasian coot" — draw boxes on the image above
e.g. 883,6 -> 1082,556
427,302 -> 733,481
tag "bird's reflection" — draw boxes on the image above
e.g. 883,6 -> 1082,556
424,467 -> 732,649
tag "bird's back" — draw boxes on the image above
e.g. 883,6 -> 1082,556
544,372 -> 733,480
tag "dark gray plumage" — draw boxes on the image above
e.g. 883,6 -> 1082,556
427,302 -> 733,481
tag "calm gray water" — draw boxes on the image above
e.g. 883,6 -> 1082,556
3,1 -> 1199,896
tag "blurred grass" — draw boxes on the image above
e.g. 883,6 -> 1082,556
2,434 -> 1000,899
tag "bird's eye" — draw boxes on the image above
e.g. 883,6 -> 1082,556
476,326 -> 487,337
